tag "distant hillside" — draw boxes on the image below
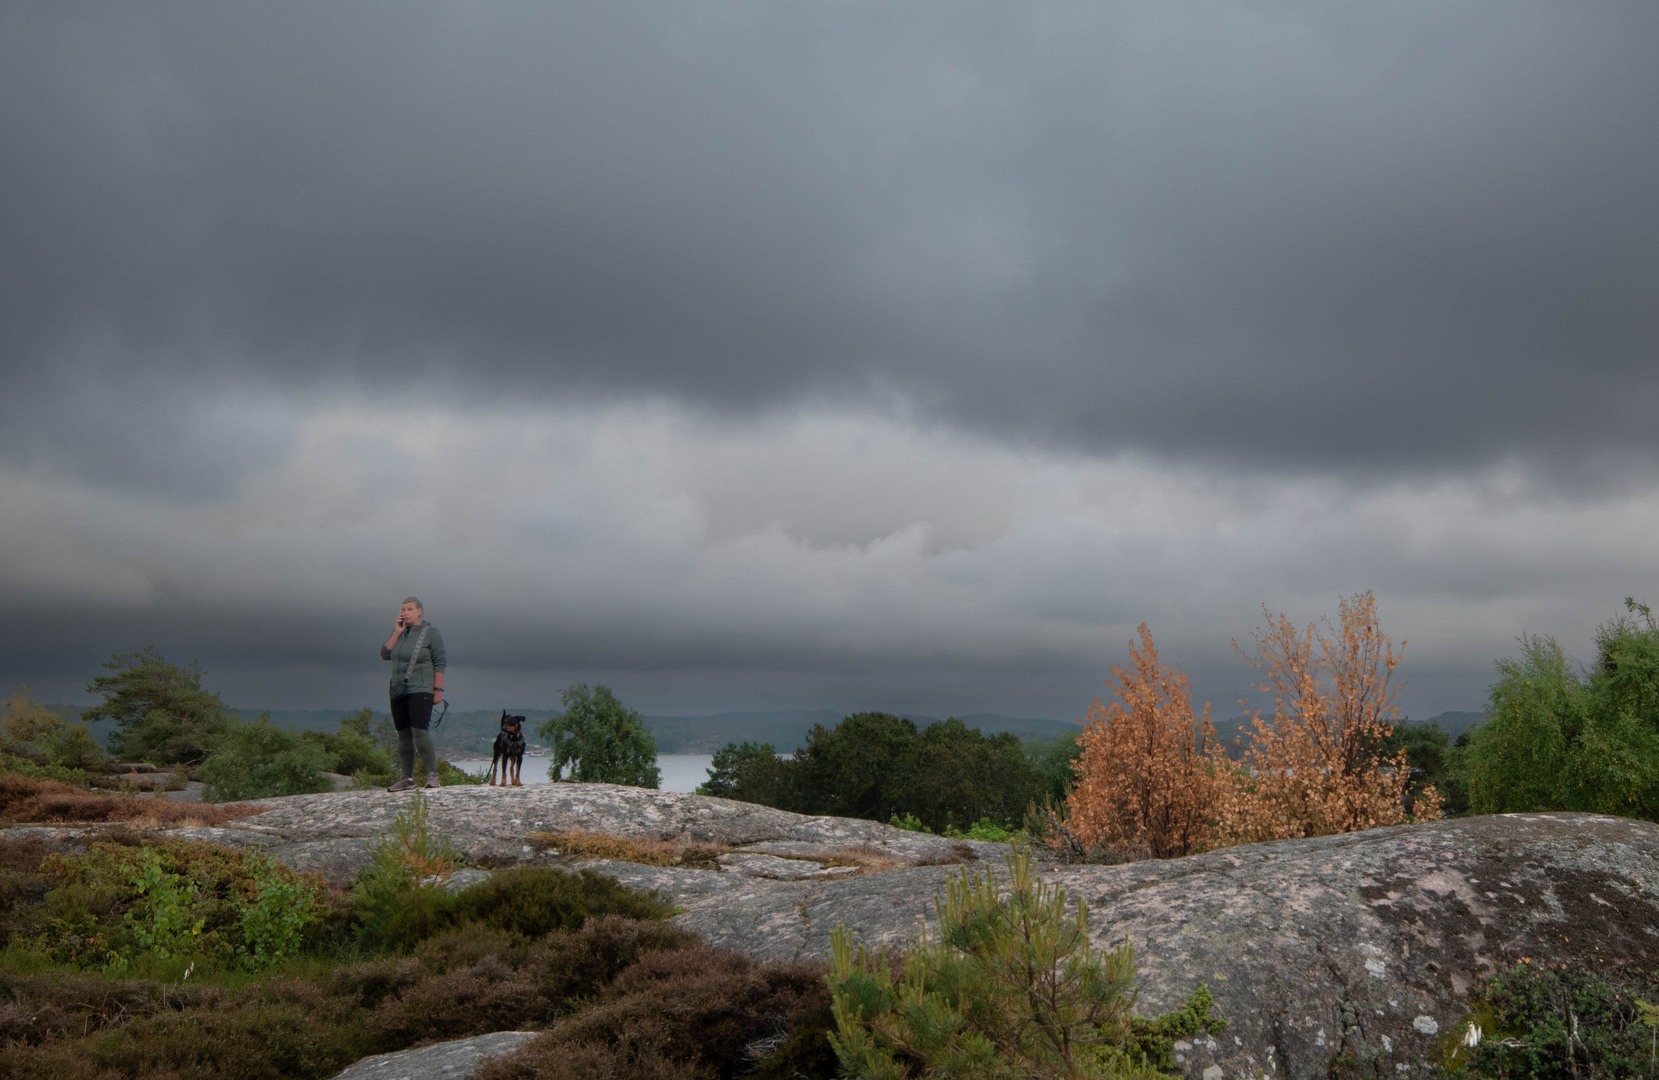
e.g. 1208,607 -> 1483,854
235,709 -> 372,732
1210,708 -> 1484,759
1412,710 -> 1484,737
643,711 -> 840,754
903,713 -> 1080,744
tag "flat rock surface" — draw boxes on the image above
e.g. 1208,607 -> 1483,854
328,1031 -> 540,1080
718,851 -> 860,880
179,784 -> 1006,885
9,785 -> 1654,1078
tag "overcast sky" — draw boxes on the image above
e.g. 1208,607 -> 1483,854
3,2 -> 1657,723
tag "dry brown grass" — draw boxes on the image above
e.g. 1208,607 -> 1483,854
816,842 -> 979,875
0,775 -> 266,827
527,830 -> 731,868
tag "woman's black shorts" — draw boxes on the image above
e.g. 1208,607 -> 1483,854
390,691 -> 434,731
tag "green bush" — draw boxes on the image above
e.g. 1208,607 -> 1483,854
428,756 -> 486,786
1440,961 -> 1659,1078
1464,599 -> 1659,819
31,838 -> 332,971
350,792 -> 460,929
943,817 -> 1023,843
300,727 -> 396,786
198,714 -> 335,801
828,849 -> 1210,1079
0,752 -> 89,786
43,724 -> 106,772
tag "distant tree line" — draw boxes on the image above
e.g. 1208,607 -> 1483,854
0,648 -> 481,799
698,712 -> 1070,833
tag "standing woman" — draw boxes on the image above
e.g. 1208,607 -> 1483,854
381,597 -> 447,791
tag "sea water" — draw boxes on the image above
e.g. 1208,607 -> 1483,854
446,753 -> 716,793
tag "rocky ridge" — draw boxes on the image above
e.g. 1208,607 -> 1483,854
9,784 -> 1657,1079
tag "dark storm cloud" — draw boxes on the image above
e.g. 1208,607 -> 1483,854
5,2 -> 1658,485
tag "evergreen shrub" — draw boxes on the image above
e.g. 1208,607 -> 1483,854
1439,960 -> 1659,1079
827,849 -> 1221,1079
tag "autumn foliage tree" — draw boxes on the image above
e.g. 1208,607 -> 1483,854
1217,592 -> 1440,845
1067,625 -> 1222,859
1060,594 -> 1439,864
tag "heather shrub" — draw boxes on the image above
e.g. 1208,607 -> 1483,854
0,774 -> 263,826
503,915 -> 700,1010
0,834 -> 52,945
2,911 -> 709,1080
474,944 -> 834,1080
356,865 -> 674,954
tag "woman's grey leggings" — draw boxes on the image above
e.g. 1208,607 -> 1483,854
398,727 -> 437,780
390,692 -> 439,780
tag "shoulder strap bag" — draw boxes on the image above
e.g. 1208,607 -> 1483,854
394,624 -> 430,697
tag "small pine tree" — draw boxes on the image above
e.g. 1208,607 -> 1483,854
827,849 -> 1166,1079
82,647 -> 232,765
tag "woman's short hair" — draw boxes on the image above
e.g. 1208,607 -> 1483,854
402,596 -> 423,611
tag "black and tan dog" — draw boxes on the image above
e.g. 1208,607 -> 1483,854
490,711 -> 527,787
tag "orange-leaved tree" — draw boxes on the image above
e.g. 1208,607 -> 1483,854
1217,592 -> 1440,845
1066,624 -> 1222,859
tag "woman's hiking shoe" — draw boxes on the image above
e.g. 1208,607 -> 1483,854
423,776 -> 441,789
386,777 -> 415,792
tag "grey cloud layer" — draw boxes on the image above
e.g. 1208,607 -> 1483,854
5,2 -> 1658,488
3,402 -> 1652,715
4,4 -> 1657,719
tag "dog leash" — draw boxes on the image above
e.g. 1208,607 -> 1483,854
432,699 -> 449,728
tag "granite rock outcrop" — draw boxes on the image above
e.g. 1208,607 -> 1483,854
9,785 -> 1655,1079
